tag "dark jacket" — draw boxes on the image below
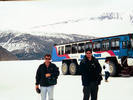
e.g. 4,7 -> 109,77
80,56 -> 102,86
35,63 -> 60,86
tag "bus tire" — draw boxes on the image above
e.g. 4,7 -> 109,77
109,61 -> 118,76
69,63 -> 77,75
61,63 -> 69,75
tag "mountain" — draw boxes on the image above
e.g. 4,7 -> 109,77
0,46 -> 18,61
1,11 -> 132,60
0,32 -> 94,60
30,12 -> 133,37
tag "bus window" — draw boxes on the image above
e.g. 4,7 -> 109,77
65,45 -> 71,54
72,44 -> 78,54
93,41 -> 101,52
102,40 -> 110,51
78,43 -> 85,53
129,35 -> 133,48
58,47 -> 61,55
61,46 -> 64,55
131,38 -> 133,48
122,41 -> 127,49
85,42 -> 92,50
111,39 -> 120,50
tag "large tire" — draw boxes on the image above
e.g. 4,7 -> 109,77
109,61 -> 118,76
69,63 -> 77,75
61,63 -> 69,75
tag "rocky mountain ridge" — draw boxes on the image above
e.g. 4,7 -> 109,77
0,32 -> 94,60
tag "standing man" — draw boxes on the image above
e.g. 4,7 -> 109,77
35,54 -> 60,100
80,48 -> 102,100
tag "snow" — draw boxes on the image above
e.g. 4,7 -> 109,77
26,11 -> 133,37
0,60 -> 133,100
1,11 -> 133,38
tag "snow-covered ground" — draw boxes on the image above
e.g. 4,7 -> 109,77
0,60 -> 133,100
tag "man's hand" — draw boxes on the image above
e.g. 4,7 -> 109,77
35,85 -> 39,89
35,85 -> 41,94
45,73 -> 51,78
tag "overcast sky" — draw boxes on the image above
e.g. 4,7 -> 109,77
0,0 -> 133,36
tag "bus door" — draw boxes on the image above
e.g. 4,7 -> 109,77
120,38 -> 128,57
128,34 -> 133,58
126,34 -> 133,66
119,37 -> 129,67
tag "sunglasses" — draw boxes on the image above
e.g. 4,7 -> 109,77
45,58 -> 51,60
86,53 -> 92,54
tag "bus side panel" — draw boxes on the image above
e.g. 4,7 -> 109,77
93,50 -> 119,60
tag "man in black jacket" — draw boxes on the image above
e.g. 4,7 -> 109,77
80,48 -> 102,100
35,54 -> 60,100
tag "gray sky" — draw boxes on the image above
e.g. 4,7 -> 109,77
0,0 -> 133,36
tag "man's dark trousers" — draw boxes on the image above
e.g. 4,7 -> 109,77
83,82 -> 98,100
105,71 -> 110,80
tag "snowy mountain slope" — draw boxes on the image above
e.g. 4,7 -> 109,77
30,12 -> 133,37
0,32 -> 94,60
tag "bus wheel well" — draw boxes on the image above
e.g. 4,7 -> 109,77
106,57 -> 121,69
106,57 -> 118,64
105,57 -> 120,76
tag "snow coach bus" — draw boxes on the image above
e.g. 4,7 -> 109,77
51,33 -> 133,76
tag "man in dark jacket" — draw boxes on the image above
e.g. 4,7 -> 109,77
80,48 -> 102,100
35,54 -> 60,100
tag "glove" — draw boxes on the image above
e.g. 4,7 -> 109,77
36,88 -> 41,94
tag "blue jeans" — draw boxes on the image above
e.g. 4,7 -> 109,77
40,85 -> 54,100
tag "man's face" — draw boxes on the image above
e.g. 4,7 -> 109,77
44,56 -> 51,62
86,51 -> 92,58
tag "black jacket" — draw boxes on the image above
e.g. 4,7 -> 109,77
80,56 -> 102,86
35,63 -> 60,86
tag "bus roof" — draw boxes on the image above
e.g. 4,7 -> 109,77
54,33 -> 133,46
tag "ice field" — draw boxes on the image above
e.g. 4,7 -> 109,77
0,60 -> 133,100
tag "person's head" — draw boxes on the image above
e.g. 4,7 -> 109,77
44,54 -> 51,63
105,59 -> 109,63
85,48 -> 92,59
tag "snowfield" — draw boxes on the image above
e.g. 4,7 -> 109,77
0,60 -> 133,100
